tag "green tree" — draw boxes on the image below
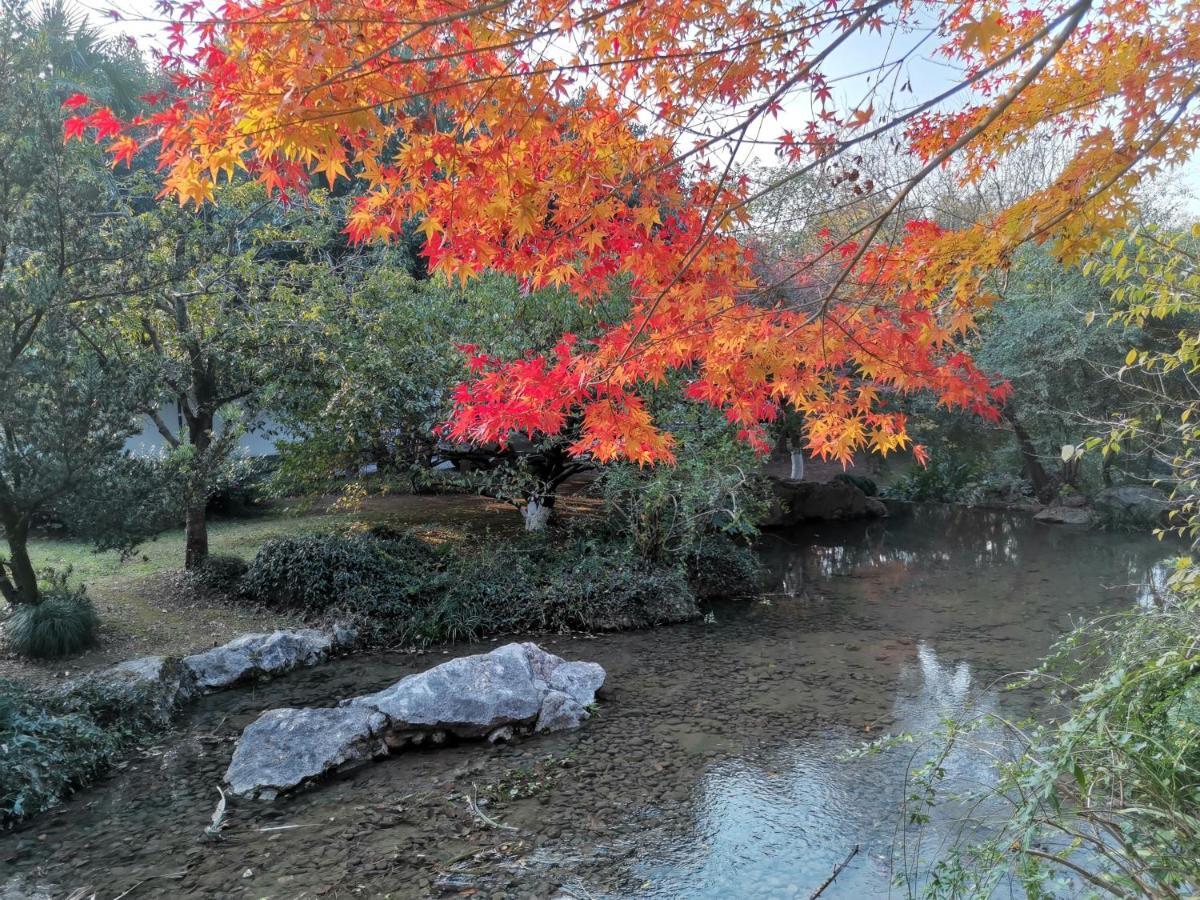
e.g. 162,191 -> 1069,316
120,181 -> 338,568
0,1 -> 156,603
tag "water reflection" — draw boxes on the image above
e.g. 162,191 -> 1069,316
633,508 -> 1180,899
632,640 -> 1006,899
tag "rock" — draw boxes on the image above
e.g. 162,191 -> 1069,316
226,643 -> 605,798
1034,505 -> 1096,526
536,690 -> 588,733
183,628 -> 336,692
348,642 -> 547,737
760,477 -> 888,527
81,655 -> 195,719
1095,485 -> 1173,527
330,621 -> 359,650
225,706 -> 388,799
549,661 -> 606,706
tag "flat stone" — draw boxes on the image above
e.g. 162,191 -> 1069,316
183,629 -> 335,692
1034,505 -> 1096,526
225,706 -> 388,798
349,642 -> 546,737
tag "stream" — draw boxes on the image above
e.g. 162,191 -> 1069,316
0,505 -> 1177,898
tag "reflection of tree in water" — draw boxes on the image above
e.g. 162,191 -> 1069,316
758,507 -> 1170,597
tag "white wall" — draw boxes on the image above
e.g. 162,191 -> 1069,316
124,401 -> 287,458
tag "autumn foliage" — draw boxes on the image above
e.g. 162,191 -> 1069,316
66,0 -> 1200,464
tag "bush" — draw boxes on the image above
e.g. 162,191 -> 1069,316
241,527 -> 703,646
0,673 -> 171,824
240,530 -> 436,615
832,471 -> 879,496
884,458 -> 977,503
4,585 -> 99,659
192,553 -> 249,593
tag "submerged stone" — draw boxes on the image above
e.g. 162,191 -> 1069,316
225,642 -> 605,798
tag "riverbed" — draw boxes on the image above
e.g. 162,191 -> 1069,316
0,505 -> 1175,898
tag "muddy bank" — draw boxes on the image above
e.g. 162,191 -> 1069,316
0,507 -> 1174,898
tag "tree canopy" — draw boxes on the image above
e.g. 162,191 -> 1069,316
66,0 -> 1200,466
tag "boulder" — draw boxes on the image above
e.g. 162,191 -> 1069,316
183,628 -> 340,693
1094,485 -> 1173,528
84,655 -> 196,718
225,642 -> 605,798
1034,505 -> 1097,526
225,706 -> 389,799
346,642 -> 548,738
761,477 -> 888,528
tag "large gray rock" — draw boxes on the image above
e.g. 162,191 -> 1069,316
760,477 -> 888,527
348,642 -> 547,737
225,643 -> 605,798
1095,485 -> 1173,527
183,628 -> 339,692
225,706 -> 388,799
81,655 -> 195,719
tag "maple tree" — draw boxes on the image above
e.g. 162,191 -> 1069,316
66,0 -> 1200,465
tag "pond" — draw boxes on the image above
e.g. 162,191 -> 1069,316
0,505 -> 1176,898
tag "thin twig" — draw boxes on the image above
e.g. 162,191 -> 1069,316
466,784 -> 518,832
807,844 -> 860,900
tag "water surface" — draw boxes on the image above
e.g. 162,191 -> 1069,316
0,506 -> 1175,898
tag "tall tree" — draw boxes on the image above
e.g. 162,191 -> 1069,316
0,1 -> 154,602
121,181 -> 332,568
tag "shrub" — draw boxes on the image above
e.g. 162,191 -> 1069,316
4,585 -> 99,659
192,553 -> 249,593
0,673 -> 172,824
884,458 -> 977,503
240,531 -> 435,614
832,471 -> 879,497
242,527 -> 703,646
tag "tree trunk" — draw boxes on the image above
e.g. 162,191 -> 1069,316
789,450 -> 806,481
522,496 -> 554,532
1,519 -> 39,603
183,408 -> 214,570
1002,406 -> 1052,500
184,503 -> 209,570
